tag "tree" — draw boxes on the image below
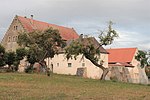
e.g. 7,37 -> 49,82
24,48 -> 37,73
135,50 -> 149,68
135,50 -> 150,77
5,52 -> 16,70
65,21 -> 118,80
13,48 -> 27,71
0,45 -> 5,67
16,48 -> 27,61
17,28 -> 66,69
0,44 -> 26,70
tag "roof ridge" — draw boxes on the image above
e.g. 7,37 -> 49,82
106,47 -> 137,50
17,15 -> 79,40
17,16 -> 74,30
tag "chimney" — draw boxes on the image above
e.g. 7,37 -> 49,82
30,15 -> 34,25
80,34 -> 83,39
31,15 -> 33,19
79,34 -> 83,41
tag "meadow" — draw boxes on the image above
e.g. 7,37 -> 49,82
0,73 -> 150,100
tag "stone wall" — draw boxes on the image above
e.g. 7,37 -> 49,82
109,66 -> 132,83
109,66 -> 148,84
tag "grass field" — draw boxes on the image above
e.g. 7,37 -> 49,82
0,73 -> 150,100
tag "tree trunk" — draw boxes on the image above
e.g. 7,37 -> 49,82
85,56 -> 109,80
8,65 -> 13,72
100,68 -> 109,80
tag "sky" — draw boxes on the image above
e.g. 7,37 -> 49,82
0,0 -> 150,50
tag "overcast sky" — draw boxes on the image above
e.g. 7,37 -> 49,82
0,0 -> 150,50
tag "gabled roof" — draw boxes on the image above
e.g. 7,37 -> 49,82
82,37 -> 108,54
66,37 -> 108,54
106,48 -> 137,63
17,16 -> 79,40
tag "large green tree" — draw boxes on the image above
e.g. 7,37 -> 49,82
17,28 -> 65,68
65,21 -> 118,80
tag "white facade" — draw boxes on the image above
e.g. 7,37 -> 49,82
129,49 -> 148,84
45,53 -> 108,79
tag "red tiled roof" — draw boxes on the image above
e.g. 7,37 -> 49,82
106,48 -> 137,63
17,16 -> 79,40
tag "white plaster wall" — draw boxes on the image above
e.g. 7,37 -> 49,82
45,53 -> 108,79
128,49 -> 142,83
129,49 -> 148,84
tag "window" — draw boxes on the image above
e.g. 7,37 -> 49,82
16,26 -> 18,30
13,36 -> 15,42
15,36 -> 18,41
68,63 -> 72,67
14,26 -> 18,30
82,63 -> 85,67
8,49 -> 12,52
8,36 -> 11,42
57,63 -> 59,67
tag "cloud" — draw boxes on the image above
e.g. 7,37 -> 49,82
0,0 -> 150,50
0,28 -> 7,41
105,30 -> 150,50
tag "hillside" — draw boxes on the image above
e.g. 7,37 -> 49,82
0,73 -> 150,100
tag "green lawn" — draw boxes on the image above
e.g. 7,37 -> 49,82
0,73 -> 150,100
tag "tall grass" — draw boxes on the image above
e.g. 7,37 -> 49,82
0,73 -> 150,100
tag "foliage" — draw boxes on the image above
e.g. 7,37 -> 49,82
0,45 -> 5,67
26,48 -> 37,64
0,47 -> 26,71
12,48 -> 27,71
0,44 -> 5,54
99,21 -> 118,46
65,21 -> 118,80
16,48 -> 27,60
4,52 -> 16,67
24,65 -> 34,73
66,38 -> 101,62
0,44 -> 26,70
17,28 -> 66,73
135,50 -> 149,68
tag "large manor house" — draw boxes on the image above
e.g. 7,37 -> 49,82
1,15 -> 148,84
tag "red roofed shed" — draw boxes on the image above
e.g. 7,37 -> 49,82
107,48 -> 137,67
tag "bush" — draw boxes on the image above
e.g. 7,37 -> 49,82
25,66 -> 33,73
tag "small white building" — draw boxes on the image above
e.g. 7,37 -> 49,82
45,37 -> 109,79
